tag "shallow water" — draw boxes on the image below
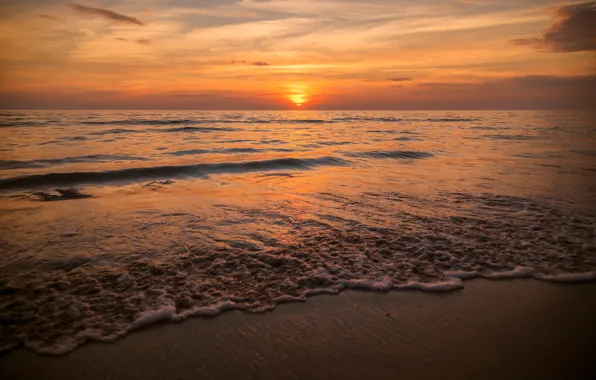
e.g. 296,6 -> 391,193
0,110 -> 595,354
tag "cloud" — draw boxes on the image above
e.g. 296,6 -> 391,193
37,14 -> 60,21
510,1 -> 596,52
229,60 -> 269,66
69,3 -> 146,26
114,37 -> 152,45
409,74 -> 596,109
387,77 -> 412,82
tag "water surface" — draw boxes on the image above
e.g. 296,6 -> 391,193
1,110 -> 595,354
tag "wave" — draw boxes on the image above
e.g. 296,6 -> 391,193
341,150 -> 434,160
571,149 -> 596,157
331,116 -> 477,123
88,128 -> 138,135
333,116 -> 402,123
82,119 -> 197,126
514,153 -> 540,159
318,141 -> 354,146
470,126 -> 502,130
0,155 -> 150,170
159,126 -> 242,133
7,266 -> 595,356
80,118 -> 329,126
1,190 -> 594,355
425,118 -> 477,122
367,129 -> 398,134
167,149 -> 211,156
1,116 -> 480,129
484,134 -> 539,141
0,121 -> 47,128
167,147 -> 297,156
0,112 -> 28,117
0,156 -> 349,190
38,136 -> 89,145
88,126 -> 241,136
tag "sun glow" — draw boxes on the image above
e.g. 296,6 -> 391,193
285,83 -> 312,108
288,93 -> 307,107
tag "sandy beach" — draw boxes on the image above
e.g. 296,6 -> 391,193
2,279 -> 595,380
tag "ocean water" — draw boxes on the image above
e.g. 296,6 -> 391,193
0,110 -> 595,355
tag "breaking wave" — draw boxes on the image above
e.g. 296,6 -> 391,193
1,191 -> 594,355
89,126 -> 242,135
0,155 -> 150,170
0,156 -> 350,190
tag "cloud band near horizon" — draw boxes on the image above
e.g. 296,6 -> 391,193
69,3 -> 146,26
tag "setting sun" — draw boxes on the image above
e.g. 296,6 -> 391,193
288,94 -> 307,107
285,83 -> 312,108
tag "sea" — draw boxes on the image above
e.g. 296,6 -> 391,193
0,110 -> 595,355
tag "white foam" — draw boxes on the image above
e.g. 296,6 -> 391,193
483,266 -> 534,279
24,340 -> 78,357
340,276 -> 393,291
273,294 -> 306,303
180,301 -> 240,319
24,329 -> 124,356
127,305 -> 176,331
534,272 -> 596,282
444,270 -> 478,279
395,277 -> 464,292
303,287 -> 342,296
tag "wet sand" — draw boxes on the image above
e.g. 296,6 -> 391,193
2,279 -> 596,380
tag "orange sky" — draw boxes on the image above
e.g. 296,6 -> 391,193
0,0 -> 594,109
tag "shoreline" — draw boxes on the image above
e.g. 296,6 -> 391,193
2,279 -> 596,379
3,269 -> 596,357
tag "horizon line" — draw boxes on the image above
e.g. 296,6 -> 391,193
1,108 -> 595,112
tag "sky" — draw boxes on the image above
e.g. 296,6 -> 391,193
0,0 -> 594,109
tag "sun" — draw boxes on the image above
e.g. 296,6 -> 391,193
284,83 -> 312,108
288,93 -> 308,107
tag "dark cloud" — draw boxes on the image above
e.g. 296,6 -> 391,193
69,3 -> 146,26
37,14 -> 60,20
510,1 -> 596,52
388,77 -> 411,82
410,74 -> 596,109
230,60 -> 271,66
230,60 -> 271,67
114,37 -> 151,45
508,74 -> 594,86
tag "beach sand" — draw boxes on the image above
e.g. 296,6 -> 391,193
2,279 -> 596,380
